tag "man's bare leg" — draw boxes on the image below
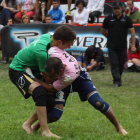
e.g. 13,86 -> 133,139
87,92 -> 128,135
31,104 -> 64,133
22,82 -> 60,138
68,0 -> 72,11
31,121 -> 40,132
22,110 -> 38,134
22,106 -> 60,138
22,82 -> 39,134
104,106 -> 128,135
36,106 -> 61,138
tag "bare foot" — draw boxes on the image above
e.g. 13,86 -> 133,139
42,132 -> 61,138
118,126 -> 128,135
31,124 -> 39,133
22,122 -> 33,134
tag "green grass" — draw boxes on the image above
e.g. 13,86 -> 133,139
0,58 -> 140,140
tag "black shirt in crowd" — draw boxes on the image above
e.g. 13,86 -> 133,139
102,13 -> 134,50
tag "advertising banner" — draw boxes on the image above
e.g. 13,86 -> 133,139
1,24 -> 140,59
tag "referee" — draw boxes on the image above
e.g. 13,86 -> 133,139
101,1 -> 136,87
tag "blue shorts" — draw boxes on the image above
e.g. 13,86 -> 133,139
54,67 -> 97,106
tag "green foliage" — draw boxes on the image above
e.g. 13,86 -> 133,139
0,62 -> 140,140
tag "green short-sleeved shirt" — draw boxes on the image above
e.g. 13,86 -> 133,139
9,33 -> 52,73
130,10 -> 140,23
125,10 -> 140,23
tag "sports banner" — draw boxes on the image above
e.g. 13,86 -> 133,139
1,24 -> 139,59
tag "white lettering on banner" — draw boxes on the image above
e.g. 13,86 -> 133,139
12,30 -> 40,49
71,51 -> 83,56
71,36 -> 107,48
11,30 -> 137,57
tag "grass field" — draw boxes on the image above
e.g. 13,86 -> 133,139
0,60 -> 140,140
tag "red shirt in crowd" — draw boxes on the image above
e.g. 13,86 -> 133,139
128,47 -> 140,60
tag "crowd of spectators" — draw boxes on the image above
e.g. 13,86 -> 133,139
1,0 -> 21,25
0,0 -> 106,25
1,0 -> 140,25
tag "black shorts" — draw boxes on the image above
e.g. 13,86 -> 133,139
9,68 -> 35,99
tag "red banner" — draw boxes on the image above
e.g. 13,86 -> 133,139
105,0 -> 140,2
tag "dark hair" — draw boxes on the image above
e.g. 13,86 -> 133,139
46,14 -> 52,18
52,0 -> 59,3
127,0 -> 134,4
6,18 -> 13,25
38,1 -> 47,20
45,57 -> 63,74
85,45 -> 97,57
53,25 -> 76,44
76,0 -> 86,7
5,0 -> 16,6
129,38 -> 139,53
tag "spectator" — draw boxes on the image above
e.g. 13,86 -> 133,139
1,0 -> 21,25
21,15 -> 30,23
35,0 -> 51,20
101,1 -> 136,87
71,0 -> 89,26
125,0 -> 140,23
66,0 -> 88,16
34,0 -> 47,22
6,18 -> 13,25
87,0 -> 105,23
14,0 -> 36,23
0,19 -> 13,64
48,0 -> 65,24
0,18 -> 13,64
0,24 -> 4,63
4,18 -> 14,63
77,45 -> 105,71
126,38 -> 140,71
45,14 -> 52,23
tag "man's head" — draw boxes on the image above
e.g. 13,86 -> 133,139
127,0 -> 134,10
86,45 -> 96,58
53,25 -> 76,49
52,0 -> 59,9
112,1 -> 123,17
45,14 -> 52,23
45,57 -> 64,83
